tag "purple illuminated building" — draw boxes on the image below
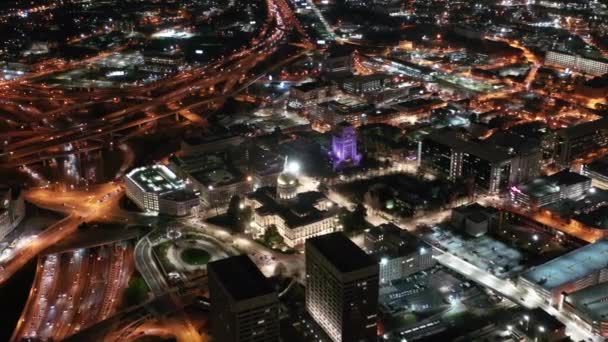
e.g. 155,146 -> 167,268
331,122 -> 361,169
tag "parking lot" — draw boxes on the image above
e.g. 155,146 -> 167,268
425,225 -> 525,278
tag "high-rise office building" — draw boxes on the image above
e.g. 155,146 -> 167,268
419,129 -> 513,193
306,232 -> 379,342
208,255 -> 279,342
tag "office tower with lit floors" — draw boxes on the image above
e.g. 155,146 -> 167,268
208,255 -> 280,342
306,232 -> 379,342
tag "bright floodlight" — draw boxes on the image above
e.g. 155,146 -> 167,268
532,234 -> 539,241
380,258 -> 388,266
287,160 -> 300,174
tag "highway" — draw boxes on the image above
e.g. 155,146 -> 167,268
12,242 -> 135,341
0,0 -> 312,168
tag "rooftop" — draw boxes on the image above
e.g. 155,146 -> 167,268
520,239 -> 608,291
307,232 -> 376,274
366,223 -> 430,258
190,166 -> 243,188
126,165 -> 186,195
249,187 -> 338,228
208,255 -> 275,302
318,99 -> 373,116
557,117 -> 608,140
292,81 -> 327,92
584,158 -> 608,177
565,282 -> 608,323
514,170 -> 590,199
425,129 -> 511,163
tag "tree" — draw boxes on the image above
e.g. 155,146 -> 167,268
364,191 -> 382,212
236,206 -> 254,233
263,225 -> 283,247
227,195 -> 241,226
340,204 -> 368,233
273,262 -> 287,277
124,275 -> 149,306
352,203 -> 367,224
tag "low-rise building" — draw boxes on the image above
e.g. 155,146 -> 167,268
247,187 -> 340,248
289,81 -> 335,108
582,158 -> 608,190
311,99 -> 373,127
518,239 -> 608,307
246,167 -> 340,247
545,51 -> 608,77
364,223 -> 435,284
339,74 -> 393,95
510,170 -> 591,210
189,166 -> 248,210
125,165 -> 199,216
180,131 -> 245,156
170,146 -> 285,211
563,282 -> 608,338
451,203 -> 499,237
0,186 -> 25,241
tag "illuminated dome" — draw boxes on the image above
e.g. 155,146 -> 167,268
277,172 -> 298,186
277,158 -> 300,201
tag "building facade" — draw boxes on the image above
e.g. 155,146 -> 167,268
365,223 -> 435,284
518,239 -> 608,308
306,233 -> 379,342
125,165 -> 199,216
419,130 -> 514,193
0,186 -> 25,241
510,170 -> 591,210
331,122 -> 362,169
554,118 -> 608,168
582,158 -> 608,190
208,255 -> 280,342
545,51 -> 608,77
563,282 -> 608,338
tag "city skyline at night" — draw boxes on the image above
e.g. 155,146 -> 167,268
0,0 -> 606,341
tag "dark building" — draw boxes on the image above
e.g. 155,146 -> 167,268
306,232 -> 379,342
365,223 -> 435,284
582,157 -> 608,190
419,129 -> 513,193
208,255 -> 279,342
555,117 -> 608,168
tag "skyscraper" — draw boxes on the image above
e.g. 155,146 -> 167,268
208,255 -> 279,342
306,232 -> 379,342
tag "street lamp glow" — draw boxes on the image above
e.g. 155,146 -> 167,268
380,258 -> 388,266
287,161 -> 300,174
532,234 -> 539,241
538,326 -> 545,333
